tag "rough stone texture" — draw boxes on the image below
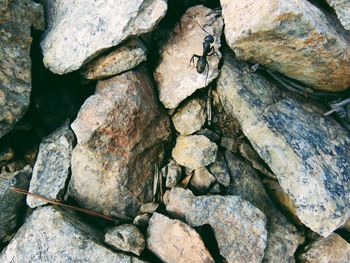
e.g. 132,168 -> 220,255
0,0 -> 44,138
299,233 -> 350,263
0,206 -> 143,262
69,69 -> 170,217
140,202 -> 159,214
155,5 -> 223,109
133,213 -> 150,228
165,187 -> 267,263
189,167 -> 216,192
217,53 -> 350,237
225,151 -> 301,263
326,0 -> 350,30
83,38 -> 147,79
27,121 -> 75,208
221,0 -> 350,91
0,165 -> 31,243
172,135 -> 218,169
172,99 -> 206,135
208,151 -> 230,187
41,0 -> 166,74
105,224 -> 145,256
147,213 -> 214,263
0,145 -> 14,165
164,159 -> 182,188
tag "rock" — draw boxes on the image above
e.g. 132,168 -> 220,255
189,167 -> 216,192
196,128 -> 221,142
217,53 -> 350,237
0,165 -> 31,243
68,69 -> 170,217
133,213 -> 151,228
326,0 -> 350,30
83,38 -> 147,80
164,159 -> 183,188
172,135 -> 218,169
155,5 -> 223,109
221,0 -> 350,92
0,145 -> 14,165
105,224 -> 145,256
140,202 -> 159,214
172,99 -> 206,135
0,206 -> 143,262
165,188 -> 267,263
0,0 -> 44,138
27,121 -> 75,208
147,213 -> 214,263
41,0 -> 167,74
225,151 -> 301,263
208,151 -> 230,187
299,233 -> 350,263
219,136 -> 237,153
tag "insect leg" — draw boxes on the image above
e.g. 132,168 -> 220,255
189,54 -> 200,67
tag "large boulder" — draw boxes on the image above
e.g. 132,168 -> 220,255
68,69 -> 170,217
221,0 -> 350,92
41,0 -> 167,74
0,0 -> 43,138
217,53 -> 350,237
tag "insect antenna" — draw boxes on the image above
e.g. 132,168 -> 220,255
190,15 -> 211,36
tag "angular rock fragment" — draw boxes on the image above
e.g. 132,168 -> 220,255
208,151 -> 230,187
164,159 -> 182,188
27,121 -> 75,208
326,0 -> 350,30
155,5 -> 223,109
0,166 -> 31,243
69,69 -> 170,217
0,0 -> 44,138
147,213 -> 214,263
172,135 -> 218,169
133,214 -> 151,228
83,38 -> 147,80
0,206 -> 142,262
165,188 -> 267,263
189,167 -> 216,192
140,202 -> 159,214
41,0 -> 167,74
105,224 -> 145,256
217,54 -> 350,237
221,0 -> 350,91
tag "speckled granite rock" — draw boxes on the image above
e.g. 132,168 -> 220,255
221,0 -> 350,91
165,187 -> 267,263
326,0 -> 350,30
164,159 -> 182,188
155,5 -> 223,109
83,38 -> 147,79
0,165 -> 31,243
27,121 -> 75,208
217,53 -> 350,237
0,0 -> 43,138
208,151 -> 230,187
0,206 -> 144,262
147,213 -> 214,263
69,69 -> 170,217
41,0 -> 167,74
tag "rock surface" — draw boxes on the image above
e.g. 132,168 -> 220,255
164,159 -> 182,188
172,135 -> 218,169
190,167 -> 216,192
105,224 -> 145,256
208,151 -> 230,187
27,121 -> 75,208
41,0 -> 167,74
0,166 -> 31,243
83,38 -> 147,79
69,69 -> 170,217
165,187 -> 267,263
217,53 -> 350,237
299,233 -> 350,263
0,206 -> 142,262
0,0 -> 43,138
221,0 -> 350,91
155,5 -> 223,109
326,0 -> 350,30
147,213 -> 214,263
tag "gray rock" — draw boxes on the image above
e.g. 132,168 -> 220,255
0,0 -> 43,138
208,151 -> 230,187
221,0 -> 350,92
172,135 -> 218,169
155,5 -> 223,109
219,136 -> 237,153
41,0 -> 167,74
172,99 -> 206,135
189,167 -> 216,192
147,213 -> 214,263
225,151 -> 301,263
0,165 -> 31,243
196,128 -> 221,142
0,206 -> 143,262
69,69 -> 170,217
326,0 -> 350,30
217,53 -> 350,237
83,38 -> 147,80
140,202 -> 159,214
27,121 -> 75,208
105,224 -> 145,256
164,159 -> 182,188
165,188 -> 267,263
0,145 -> 14,165
133,214 -> 150,228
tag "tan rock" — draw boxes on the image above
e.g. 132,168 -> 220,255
190,167 -> 216,191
